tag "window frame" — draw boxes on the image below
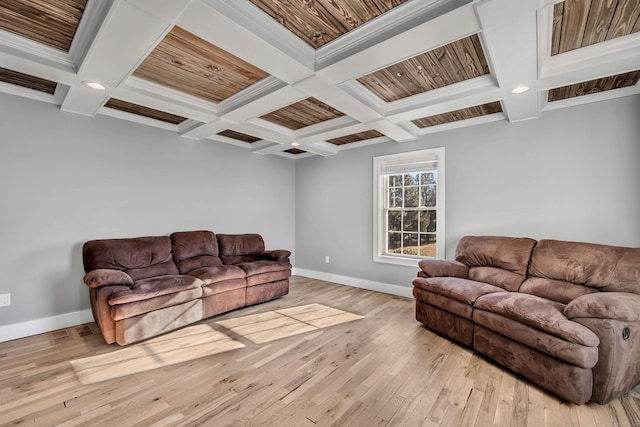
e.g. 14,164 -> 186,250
373,147 -> 445,267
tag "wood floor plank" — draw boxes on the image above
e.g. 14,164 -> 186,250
1,276 -> 639,426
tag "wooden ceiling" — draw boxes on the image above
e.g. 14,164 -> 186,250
0,0 -> 638,158
104,99 -> 187,125
0,67 -> 56,94
412,102 -> 503,128
327,130 -> 384,146
357,34 -> 489,102
217,130 -> 262,143
548,70 -> 640,102
249,0 -> 408,48
551,0 -> 640,56
132,26 -> 270,104
0,0 -> 86,52
260,97 -> 345,130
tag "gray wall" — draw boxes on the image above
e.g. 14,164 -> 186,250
0,93 -> 295,326
295,94 -> 640,289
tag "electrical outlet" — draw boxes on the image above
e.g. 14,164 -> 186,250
0,293 -> 10,307
325,256 -> 330,263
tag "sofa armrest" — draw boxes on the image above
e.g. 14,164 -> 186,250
257,250 -> 291,263
565,292 -> 640,322
83,269 -> 133,289
418,259 -> 468,278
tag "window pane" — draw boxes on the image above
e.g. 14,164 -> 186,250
420,210 -> 436,232
403,211 -> 418,231
388,211 -> 402,231
388,232 -> 401,254
403,233 -> 418,255
420,185 -> 436,207
405,186 -> 419,207
389,188 -> 403,208
404,173 -> 419,186
389,174 -> 402,187
419,234 -> 437,257
421,171 -> 437,185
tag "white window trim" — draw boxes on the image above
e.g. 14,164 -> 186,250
373,147 -> 445,267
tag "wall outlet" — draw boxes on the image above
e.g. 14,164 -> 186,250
0,293 -> 10,307
325,256 -> 330,263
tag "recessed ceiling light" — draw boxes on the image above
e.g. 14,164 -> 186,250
291,142 -> 300,147
512,86 -> 530,94
82,80 -> 106,91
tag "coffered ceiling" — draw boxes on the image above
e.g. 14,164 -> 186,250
0,0 -> 639,159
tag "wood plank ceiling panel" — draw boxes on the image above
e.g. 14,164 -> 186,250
0,0 -> 87,52
250,0 -> 408,48
104,98 -> 187,125
133,26 -> 269,104
284,148 -> 307,155
0,67 -> 57,94
217,130 -> 261,143
552,0 -> 640,55
327,130 -> 384,146
412,101 -> 503,128
260,97 -> 345,130
548,70 -> 640,101
357,34 -> 490,103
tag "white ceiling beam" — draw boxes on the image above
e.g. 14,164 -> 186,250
317,3 -> 481,84
475,0 -> 540,122
179,1 -> 314,84
60,0 -> 192,116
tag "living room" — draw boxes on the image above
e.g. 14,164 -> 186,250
0,0 -> 639,425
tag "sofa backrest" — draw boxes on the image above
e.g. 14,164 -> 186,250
455,236 -> 537,291
82,236 -> 179,280
170,230 -> 223,274
523,240 -> 640,303
217,234 -> 265,265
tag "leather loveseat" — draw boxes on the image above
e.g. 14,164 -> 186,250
82,231 -> 291,345
413,236 -> 640,404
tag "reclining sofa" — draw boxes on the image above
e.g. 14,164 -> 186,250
413,236 -> 640,404
82,231 -> 291,345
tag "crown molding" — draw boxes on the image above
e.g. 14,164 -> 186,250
0,30 -> 75,73
0,81 -> 57,104
68,0 -> 115,68
199,0 -> 314,72
124,76 -> 218,116
217,76 -> 289,116
541,84 -> 640,113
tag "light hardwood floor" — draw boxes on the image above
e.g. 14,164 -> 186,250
1,276 -> 639,426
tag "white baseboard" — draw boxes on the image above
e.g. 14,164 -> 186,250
294,268 -> 413,299
0,309 -> 94,343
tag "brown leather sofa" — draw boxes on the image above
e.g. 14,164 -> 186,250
413,236 -> 640,404
82,231 -> 291,345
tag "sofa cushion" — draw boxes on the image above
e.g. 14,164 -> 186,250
468,266 -> 525,292
83,236 -> 179,280
473,309 -> 599,368
188,265 -> 246,285
528,240 -> 640,294
108,275 -> 202,305
235,260 -> 290,276
474,292 -> 599,347
235,261 -> 292,287
455,235 -> 537,276
520,277 -> 597,305
412,277 -> 506,306
170,230 -> 222,274
218,234 -> 265,264
111,287 -> 203,320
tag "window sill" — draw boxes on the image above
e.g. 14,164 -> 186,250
373,253 -> 429,268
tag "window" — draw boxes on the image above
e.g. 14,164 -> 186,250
373,148 -> 445,266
